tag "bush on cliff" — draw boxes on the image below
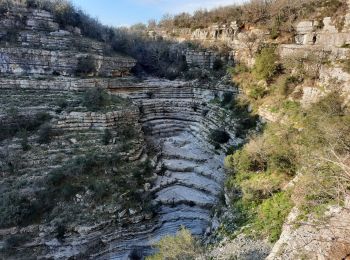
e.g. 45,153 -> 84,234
37,123 -> 52,144
81,88 -> 128,112
224,90 -> 349,242
146,227 -> 203,260
0,111 -> 51,141
209,129 -> 230,144
0,191 -> 40,227
157,0 -> 346,36
252,191 -> 293,243
76,55 -> 97,76
253,47 -> 279,81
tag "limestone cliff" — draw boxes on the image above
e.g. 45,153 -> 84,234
0,4 -> 246,259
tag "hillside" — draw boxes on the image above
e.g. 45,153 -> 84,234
0,0 -> 350,259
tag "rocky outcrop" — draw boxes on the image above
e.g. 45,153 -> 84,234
295,16 -> 350,47
149,21 -> 267,67
0,7 -> 136,77
0,47 -> 135,76
268,205 -> 350,260
184,49 -> 219,69
0,8 -> 60,31
191,22 -> 240,43
208,234 -> 271,260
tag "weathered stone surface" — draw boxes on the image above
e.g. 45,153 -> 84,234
0,47 -> 136,76
294,16 -> 350,47
191,23 -> 239,43
295,21 -> 317,45
0,7 -> 59,31
208,234 -> 271,260
0,71 -> 243,259
18,31 -> 105,53
301,86 -> 325,108
278,44 -> 350,60
184,49 -> 219,69
0,6 -> 136,77
267,205 -> 350,260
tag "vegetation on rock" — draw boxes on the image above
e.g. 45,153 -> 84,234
146,227 -> 203,260
76,55 -> 97,76
223,38 -> 350,245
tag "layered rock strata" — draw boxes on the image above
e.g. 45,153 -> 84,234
0,6 -> 243,259
0,7 -> 136,77
0,75 -> 242,259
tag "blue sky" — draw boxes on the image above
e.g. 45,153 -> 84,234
70,0 -> 245,27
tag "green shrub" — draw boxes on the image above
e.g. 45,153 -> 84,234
270,26 -> 280,40
61,184 -> 82,201
146,227 -> 202,260
228,63 -> 249,76
102,129 -> 112,145
120,123 -> 137,140
55,224 -> 66,241
252,192 -> 293,242
55,98 -> 68,113
278,76 -> 301,96
248,84 -> 267,100
0,111 -> 51,141
48,171 -> 66,186
213,58 -> 223,71
225,149 -> 253,172
253,47 -> 279,81
3,30 -> 18,43
240,172 -> 285,202
37,123 -> 52,144
0,192 -> 39,228
19,129 -> 30,151
221,92 -> 234,107
76,55 -> 97,76
268,151 -> 296,176
209,129 -> 230,144
89,181 -> 110,201
82,88 -> 108,111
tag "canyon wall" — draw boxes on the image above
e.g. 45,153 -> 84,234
0,5 -> 243,259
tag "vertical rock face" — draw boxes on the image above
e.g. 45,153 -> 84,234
294,17 -> 350,47
294,1 -> 350,48
191,22 -> 239,43
295,21 -> 317,45
0,47 -> 136,76
184,49 -> 219,69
